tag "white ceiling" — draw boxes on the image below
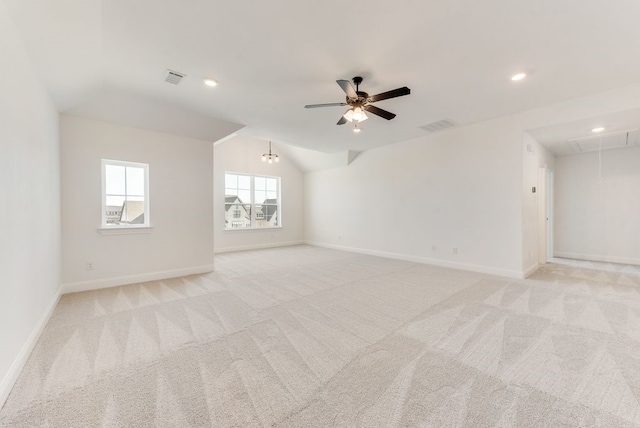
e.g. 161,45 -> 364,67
6,0 -> 640,152
527,107 -> 640,156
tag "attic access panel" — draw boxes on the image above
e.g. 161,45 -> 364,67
567,129 -> 639,154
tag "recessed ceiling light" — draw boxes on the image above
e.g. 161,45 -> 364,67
592,127 -> 605,133
203,78 -> 218,87
511,73 -> 526,81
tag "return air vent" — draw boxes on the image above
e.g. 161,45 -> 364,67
165,69 -> 186,85
420,119 -> 458,133
567,129 -> 638,154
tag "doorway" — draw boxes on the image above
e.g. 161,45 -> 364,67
545,168 -> 554,262
537,167 -> 554,265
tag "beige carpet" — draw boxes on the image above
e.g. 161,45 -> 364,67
3,245 -> 640,427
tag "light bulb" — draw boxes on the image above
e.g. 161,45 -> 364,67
511,73 -> 526,81
352,107 -> 366,122
203,78 -> 218,87
592,127 -> 605,133
343,109 -> 354,122
262,155 -> 266,162
353,124 -> 361,133
275,156 -> 279,162
268,158 -> 273,164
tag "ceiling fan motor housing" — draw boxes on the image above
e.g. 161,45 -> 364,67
348,77 -> 370,106
347,92 -> 369,107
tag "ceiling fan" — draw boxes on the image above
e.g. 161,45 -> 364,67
305,76 -> 411,126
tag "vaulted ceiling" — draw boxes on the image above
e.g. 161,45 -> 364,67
6,0 -> 640,152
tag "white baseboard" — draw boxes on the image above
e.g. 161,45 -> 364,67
0,286 -> 62,408
523,263 -> 540,278
61,264 -> 215,294
554,251 -> 640,266
305,241 -> 527,279
214,240 -> 304,254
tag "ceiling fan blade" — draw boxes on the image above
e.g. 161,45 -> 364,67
368,86 -> 411,103
337,116 -> 347,125
364,105 -> 396,120
305,102 -> 347,109
336,80 -> 358,99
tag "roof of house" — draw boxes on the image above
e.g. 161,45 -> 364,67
225,195 -> 248,212
122,201 -> 145,224
259,199 -> 278,222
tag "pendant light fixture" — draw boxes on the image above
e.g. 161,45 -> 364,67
261,141 -> 279,164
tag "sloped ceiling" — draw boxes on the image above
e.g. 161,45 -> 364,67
6,0 -> 640,152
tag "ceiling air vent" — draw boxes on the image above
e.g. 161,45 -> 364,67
165,69 -> 186,85
420,119 -> 457,133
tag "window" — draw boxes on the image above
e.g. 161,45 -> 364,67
225,173 -> 280,230
102,159 -> 149,227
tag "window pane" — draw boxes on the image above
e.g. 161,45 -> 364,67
126,166 -> 145,196
225,174 -> 237,188
238,175 -> 250,189
238,190 -> 251,203
106,195 -> 125,206
224,173 -> 280,230
255,190 -> 266,204
254,204 -> 277,228
122,200 -> 146,224
266,178 -> 277,191
104,160 -> 150,227
105,196 -> 124,225
225,204 -> 251,229
105,165 -> 125,194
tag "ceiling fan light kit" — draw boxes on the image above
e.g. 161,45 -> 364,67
305,76 -> 411,131
343,107 -> 368,123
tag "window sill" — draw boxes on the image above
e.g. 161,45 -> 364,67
98,226 -> 154,235
224,226 -> 282,232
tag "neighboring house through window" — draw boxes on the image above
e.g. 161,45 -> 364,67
102,159 -> 150,227
225,173 -> 280,229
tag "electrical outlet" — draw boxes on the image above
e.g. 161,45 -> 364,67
86,262 -> 94,270
452,248 -> 458,255
431,245 -> 437,252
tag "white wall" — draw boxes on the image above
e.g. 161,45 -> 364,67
554,145 -> 640,265
0,0 -> 61,405
305,83 -> 640,278
214,136 -> 304,252
522,133 -> 555,274
305,84 -> 640,276
60,115 -> 215,291
305,117 -> 525,277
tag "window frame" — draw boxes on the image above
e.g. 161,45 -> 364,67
224,172 -> 281,231
101,159 -> 150,229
